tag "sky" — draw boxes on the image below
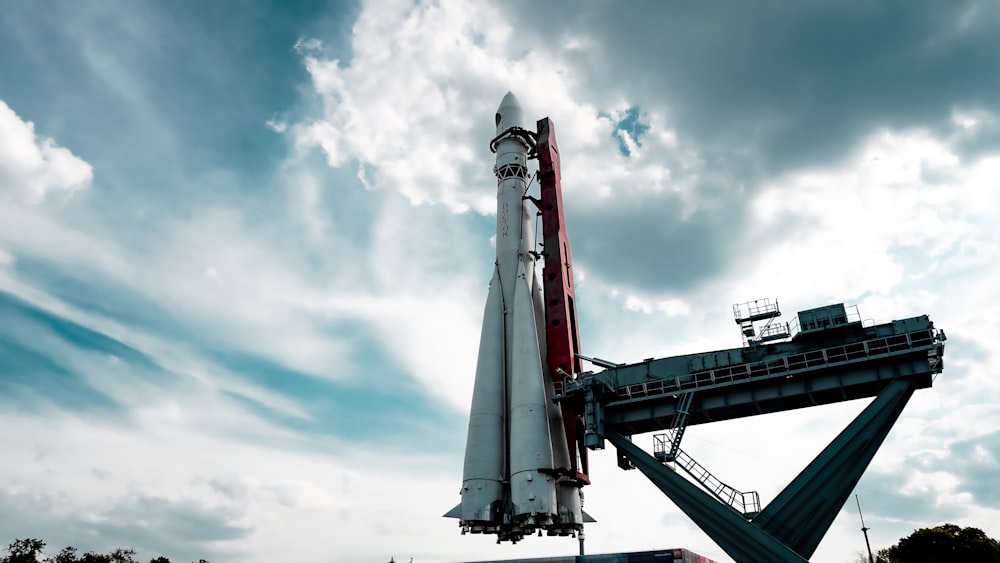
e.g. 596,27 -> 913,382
1,1 -> 999,561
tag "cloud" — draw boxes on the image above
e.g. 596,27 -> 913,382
0,99 -> 93,203
514,1 -> 1000,168
923,430 -> 1000,507
86,494 -> 251,558
740,126 -> 987,306
290,0 -> 506,211
0,405 -> 484,563
473,0 -> 1000,310
290,0 -> 661,217
0,200 -> 355,384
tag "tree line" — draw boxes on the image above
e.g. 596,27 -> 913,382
871,523 -> 1000,563
2,539 -> 211,563
7,523 -> 999,562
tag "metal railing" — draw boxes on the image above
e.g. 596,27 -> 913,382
654,433 -> 760,519
734,298 -> 780,323
610,328 -> 941,403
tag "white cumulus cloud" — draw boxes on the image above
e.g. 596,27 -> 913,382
0,99 -> 93,203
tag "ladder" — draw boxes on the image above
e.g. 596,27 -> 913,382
665,392 -> 694,461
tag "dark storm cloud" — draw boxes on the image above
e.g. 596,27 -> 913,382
956,120 -> 1000,160
569,191 -> 747,292
515,1 -> 1000,295
518,1 -> 1000,174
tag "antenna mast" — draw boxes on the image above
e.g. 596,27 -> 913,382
856,494 -> 875,563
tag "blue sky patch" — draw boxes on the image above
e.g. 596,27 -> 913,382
605,106 -> 650,157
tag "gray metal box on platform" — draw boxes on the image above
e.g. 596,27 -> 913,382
796,303 -> 851,333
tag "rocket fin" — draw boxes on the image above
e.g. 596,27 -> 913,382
459,266 -> 506,529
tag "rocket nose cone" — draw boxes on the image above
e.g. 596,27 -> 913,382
495,91 -> 524,133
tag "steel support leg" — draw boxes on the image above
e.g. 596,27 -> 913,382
607,431 -> 807,563
752,377 -> 917,558
609,377 -> 917,562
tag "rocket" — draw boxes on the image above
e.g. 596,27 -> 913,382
445,92 -> 587,543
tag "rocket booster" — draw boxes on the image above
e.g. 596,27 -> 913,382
449,92 -> 585,543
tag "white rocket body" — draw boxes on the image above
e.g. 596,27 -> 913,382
455,92 -> 566,541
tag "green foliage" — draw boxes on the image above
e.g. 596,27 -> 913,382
3,539 -> 46,563
51,547 -> 79,563
52,547 -> 79,563
878,523 -> 1000,563
2,539 -> 200,563
108,548 -> 137,563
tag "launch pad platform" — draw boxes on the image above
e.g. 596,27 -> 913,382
458,547 -> 717,563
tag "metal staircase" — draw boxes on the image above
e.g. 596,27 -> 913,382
664,392 -> 694,461
734,298 -> 788,346
653,391 -> 760,519
654,433 -> 761,519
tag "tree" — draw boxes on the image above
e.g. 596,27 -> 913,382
49,546 -> 79,563
878,523 -> 1000,563
2,540 -> 201,563
3,539 -> 46,563
108,549 -> 136,563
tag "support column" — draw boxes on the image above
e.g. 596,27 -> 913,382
608,377 -> 918,562
607,431 -> 807,562
752,378 -> 917,558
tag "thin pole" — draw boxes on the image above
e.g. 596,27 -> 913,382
856,494 -> 874,563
